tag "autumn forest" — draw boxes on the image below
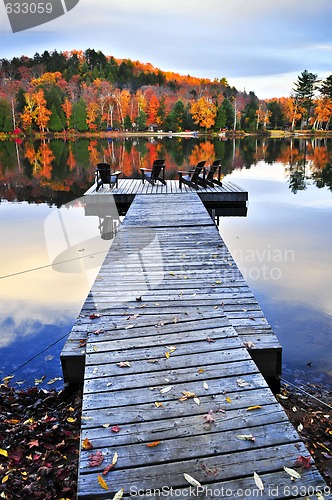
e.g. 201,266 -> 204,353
1,49 -> 332,135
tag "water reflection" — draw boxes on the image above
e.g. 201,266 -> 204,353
1,136 -> 332,203
0,136 -> 332,388
219,165 -> 332,386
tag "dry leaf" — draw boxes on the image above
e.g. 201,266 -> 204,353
90,313 -> 101,319
237,378 -> 249,387
82,438 -> 93,450
111,425 -> 121,433
194,397 -> 201,406
203,382 -> 209,390
113,488 -> 124,500
146,441 -> 161,447
117,361 -> 131,368
246,405 -> 262,411
165,351 -> 170,359
0,449 -> 8,457
226,396 -> 232,404
154,402 -> 163,408
179,391 -> 196,401
183,473 -> 201,488
237,434 -> 256,442
254,471 -> 264,491
297,423 -> 303,432
198,368 -> 205,373
283,466 -> 301,479
125,324 -> 134,329
97,474 -> 109,490
206,337 -> 216,343
88,450 -> 104,467
160,386 -> 174,394
112,452 -> 118,465
215,280 -> 221,284
203,411 -> 215,424
169,271 -> 176,276
243,341 -> 255,349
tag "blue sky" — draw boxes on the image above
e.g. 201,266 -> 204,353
0,0 -> 331,98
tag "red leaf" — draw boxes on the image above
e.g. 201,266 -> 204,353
102,463 -> 115,475
88,450 -> 104,467
90,313 -> 101,319
111,425 -> 121,433
28,439 -> 39,448
295,455 -> 312,469
8,447 -> 23,465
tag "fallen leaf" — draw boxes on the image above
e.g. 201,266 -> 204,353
243,341 -> 255,349
117,361 -> 131,368
160,386 -> 174,394
295,456 -> 312,469
203,411 -> 215,424
169,271 -> 176,276
2,475 -> 9,484
146,441 -> 161,447
194,397 -> 201,406
103,464 -> 114,475
237,378 -> 249,388
254,471 -> 264,491
297,423 -> 303,432
179,391 -> 196,401
147,359 -> 159,364
125,324 -> 134,329
226,397 -> 232,404
88,450 -> 104,468
90,313 -> 101,319
237,434 -> 256,442
154,402 -> 163,408
206,337 -> 216,343
82,438 -> 93,450
277,394 -> 288,400
113,488 -> 124,500
165,351 -> 170,359
183,473 -> 201,488
28,439 -> 39,448
112,452 -> 118,465
283,466 -> 301,479
2,375 -> 14,383
136,296 -> 142,301
215,280 -> 221,284
97,474 -> 109,490
127,314 -> 139,321
0,449 -> 8,457
198,368 -> 205,373
47,377 -> 62,385
67,417 -> 76,423
203,382 -> 209,390
246,406 -> 262,411
111,425 -> 121,433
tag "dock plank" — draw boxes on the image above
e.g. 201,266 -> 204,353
71,193 -> 330,498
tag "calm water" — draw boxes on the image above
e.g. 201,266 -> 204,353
0,136 -> 331,389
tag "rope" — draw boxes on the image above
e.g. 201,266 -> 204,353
281,377 -> 332,410
0,250 -> 107,280
9,331 -> 70,376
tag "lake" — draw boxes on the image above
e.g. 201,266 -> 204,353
0,135 -> 331,389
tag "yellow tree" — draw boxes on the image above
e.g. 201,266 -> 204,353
190,97 -> 217,130
311,97 -> 332,130
62,98 -> 72,130
21,89 -> 51,133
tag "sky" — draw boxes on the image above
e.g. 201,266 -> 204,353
0,0 -> 332,98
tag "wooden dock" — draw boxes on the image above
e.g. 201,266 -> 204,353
61,192 -> 331,498
84,178 -> 248,215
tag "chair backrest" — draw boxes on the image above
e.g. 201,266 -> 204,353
151,159 -> 165,179
206,159 -> 221,180
96,163 -> 111,183
191,162 -> 205,181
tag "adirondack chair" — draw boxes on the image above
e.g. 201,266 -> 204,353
200,159 -> 223,187
140,159 -> 166,185
178,160 -> 206,189
95,163 -> 121,191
